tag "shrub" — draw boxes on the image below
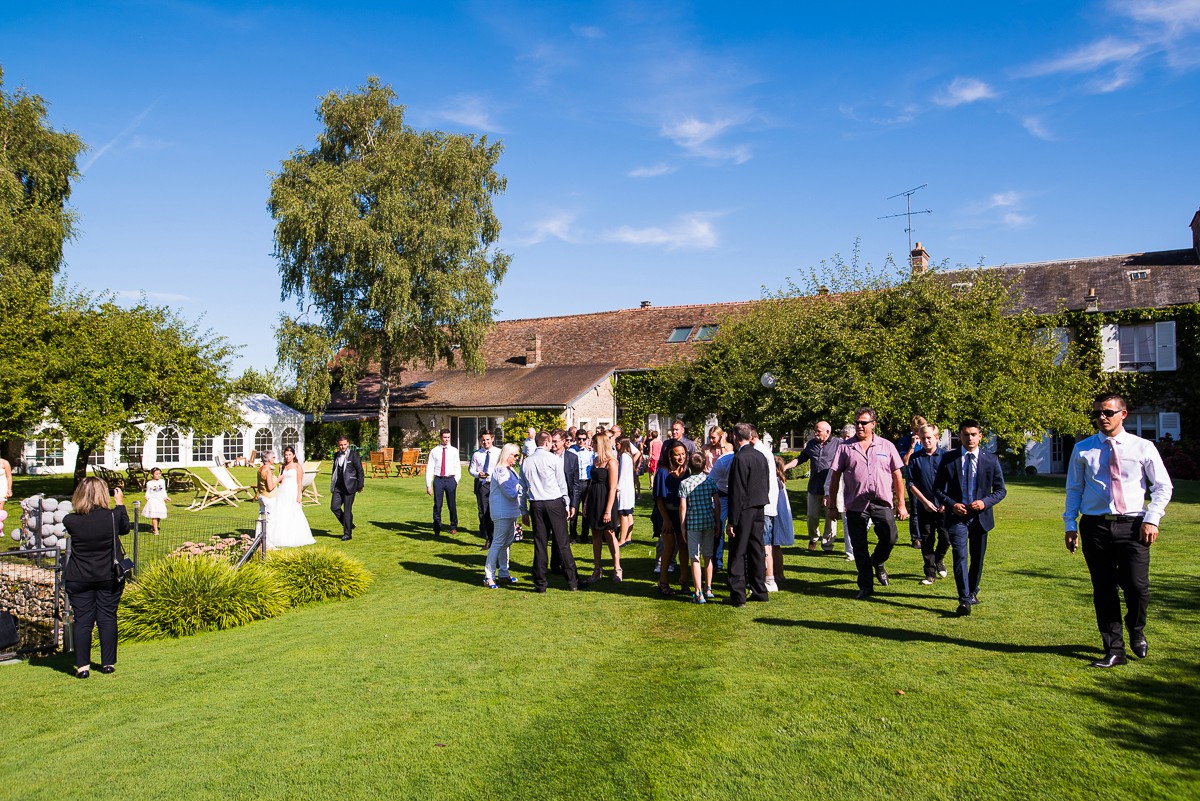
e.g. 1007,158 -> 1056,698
118,557 -> 290,641
266,546 -> 372,605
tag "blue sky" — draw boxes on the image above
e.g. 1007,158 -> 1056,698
5,0 -> 1200,372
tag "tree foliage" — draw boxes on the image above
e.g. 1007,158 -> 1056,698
500,410 -> 565,445
663,249 -> 1096,445
43,292 -> 242,484
268,76 -> 510,445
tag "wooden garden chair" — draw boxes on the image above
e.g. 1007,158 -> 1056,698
411,448 -> 426,477
209,465 -> 259,502
395,448 -> 418,477
125,466 -> 149,491
301,460 -> 322,505
369,450 -> 391,479
185,470 -> 240,510
165,468 -> 193,493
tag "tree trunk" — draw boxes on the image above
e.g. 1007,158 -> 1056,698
73,446 -> 92,489
377,343 -> 392,449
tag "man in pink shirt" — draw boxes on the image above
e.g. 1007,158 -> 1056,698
826,406 -> 908,599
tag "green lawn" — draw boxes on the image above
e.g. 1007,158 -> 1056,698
3,472 -> 1198,800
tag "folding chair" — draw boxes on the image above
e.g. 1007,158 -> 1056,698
209,465 -> 259,502
301,461 -> 322,505
185,470 -> 240,510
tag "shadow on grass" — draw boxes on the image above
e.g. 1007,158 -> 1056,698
371,519 -> 439,541
28,650 -> 81,676
754,617 -> 1096,659
1078,657 -> 1200,768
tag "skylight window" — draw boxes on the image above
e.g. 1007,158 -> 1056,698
694,325 -> 718,341
1127,270 -> 1150,281
667,326 -> 693,343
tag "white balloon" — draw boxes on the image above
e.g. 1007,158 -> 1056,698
42,535 -> 58,547
41,498 -> 59,512
53,509 -> 68,523
9,529 -> 19,541
58,501 -> 73,513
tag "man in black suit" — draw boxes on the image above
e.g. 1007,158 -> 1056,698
933,419 -> 1007,615
330,435 -> 365,541
725,422 -> 771,607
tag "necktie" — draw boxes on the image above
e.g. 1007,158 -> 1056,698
483,449 -> 490,473
963,452 -> 976,506
1108,438 -> 1127,515
441,447 -> 448,476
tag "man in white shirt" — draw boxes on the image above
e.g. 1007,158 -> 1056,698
425,428 -> 461,537
751,426 -> 781,591
522,427 -> 537,459
567,429 -> 592,541
469,430 -> 502,549
520,431 -> 578,592
1065,393 -> 1173,668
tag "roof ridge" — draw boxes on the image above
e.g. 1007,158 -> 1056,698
977,248 -> 1194,271
493,299 -> 763,325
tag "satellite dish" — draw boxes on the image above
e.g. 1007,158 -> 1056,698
760,372 -> 776,389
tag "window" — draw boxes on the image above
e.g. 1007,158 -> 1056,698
1102,321 -> 1176,373
87,448 -> 106,466
222,431 -> 244,461
1127,270 -> 1150,280
1127,414 -> 1158,441
281,427 -> 300,453
452,416 -> 491,452
1035,326 -> 1071,366
156,428 -> 181,464
27,437 -> 65,467
254,427 -> 274,454
694,325 -> 718,341
194,434 -> 215,463
121,435 -> 144,468
667,326 -> 693,343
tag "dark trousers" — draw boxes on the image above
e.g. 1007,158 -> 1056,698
946,517 -> 989,604
67,579 -> 123,668
569,479 -> 590,537
530,499 -> 577,591
1080,515 -> 1149,655
330,487 -> 357,537
474,480 -> 493,545
846,501 -> 898,592
432,476 -> 458,535
714,493 -> 729,570
916,509 -> 949,578
908,490 -> 921,544
727,506 -> 767,605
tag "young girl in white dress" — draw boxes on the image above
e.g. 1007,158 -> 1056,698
142,467 -> 170,535
268,446 -> 315,549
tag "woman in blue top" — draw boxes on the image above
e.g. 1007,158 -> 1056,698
655,442 -> 689,596
484,444 -> 524,589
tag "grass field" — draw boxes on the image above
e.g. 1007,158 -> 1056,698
3,471 -> 1198,800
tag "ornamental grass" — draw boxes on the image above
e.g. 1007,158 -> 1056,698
265,546 -> 373,605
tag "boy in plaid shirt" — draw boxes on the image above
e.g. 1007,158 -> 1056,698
679,452 -> 721,603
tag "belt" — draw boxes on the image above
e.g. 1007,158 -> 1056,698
1083,513 -> 1144,522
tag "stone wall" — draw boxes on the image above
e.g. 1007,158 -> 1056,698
0,560 -> 62,653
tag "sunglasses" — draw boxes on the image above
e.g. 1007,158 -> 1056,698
854,419 -> 874,426
1090,408 -> 1122,419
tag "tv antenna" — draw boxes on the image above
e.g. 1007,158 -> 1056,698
877,184 -> 932,259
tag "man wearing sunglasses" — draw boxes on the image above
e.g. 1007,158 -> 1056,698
826,407 -> 908,599
1064,393 -> 1173,668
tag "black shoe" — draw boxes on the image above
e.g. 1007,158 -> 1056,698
100,665 -> 116,674
75,668 -> 90,679
722,598 -> 746,608
341,533 -> 352,541
956,602 -> 971,616
1131,639 -> 1148,659
1090,653 -> 1127,668
747,593 -> 769,603
874,565 -> 889,587
969,594 -> 979,605
854,589 -> 874,600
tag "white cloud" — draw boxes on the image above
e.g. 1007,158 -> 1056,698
987,191 -> 1022,209
1021,116 -> 1055,140
933,77 -> 998,107
1019,36 -> 1144,77
513,211 -> 580,246
570,24 -> 604,39
1119,0 -> 1200,34
1003,212 -> 1033,228
604,213 -> 720,250
659,115 -> 751,163
114,290 -> 191,304
838,101 -> 919,126
627,163 -> 675,178
427,95 -> 504,133
82,105 -> 156,172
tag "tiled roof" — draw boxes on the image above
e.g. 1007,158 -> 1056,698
971,248 -> 1200,315
326,363 -> 617,413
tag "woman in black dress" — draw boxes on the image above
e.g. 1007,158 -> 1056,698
63,477 -> 131,678
585,432 -> 622,583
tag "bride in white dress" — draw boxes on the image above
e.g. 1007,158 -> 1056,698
267,446 -> 315,548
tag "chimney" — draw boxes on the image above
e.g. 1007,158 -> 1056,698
1190,208 -> 1200,260
640,300 -> 652,308
525,331 -> 541,367
1085,287 -> 1099,313
910,242 -> 930,274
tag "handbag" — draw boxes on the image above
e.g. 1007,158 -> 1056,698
112,510 -> 134,582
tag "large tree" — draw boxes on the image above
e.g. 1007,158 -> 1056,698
662,252 -> 1096,446
43,294 -> 241,486
0,66 -> 85,449
268,77 -> 509,446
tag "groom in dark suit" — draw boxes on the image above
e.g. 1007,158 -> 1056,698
934,419 -> 1007,615
330,435 -> 365,541
725,422 -> 771,607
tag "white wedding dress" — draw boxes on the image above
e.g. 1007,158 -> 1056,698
266,465 -> 315,548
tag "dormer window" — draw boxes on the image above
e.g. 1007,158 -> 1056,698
1126,269 -> 1150,281
951,281 -> 974,291
667,326 -> 693,343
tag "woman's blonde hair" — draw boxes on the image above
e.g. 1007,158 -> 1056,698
71,476 -> 111,516
592,432 -> 615,464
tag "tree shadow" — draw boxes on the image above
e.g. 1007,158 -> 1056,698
372,519 -> 439,541
753,617 -> 1096,659
1076,657 -> 1200,768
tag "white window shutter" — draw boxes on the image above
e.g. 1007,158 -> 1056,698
1158,412 -> 1181,441
1101,323 -> 1120,372
1155,320 -> 1177,371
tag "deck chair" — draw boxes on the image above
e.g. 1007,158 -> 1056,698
301,461 -> 322,505
369,450 -> 392,479
185,470 -> 240,510
209,465 -> 259,502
